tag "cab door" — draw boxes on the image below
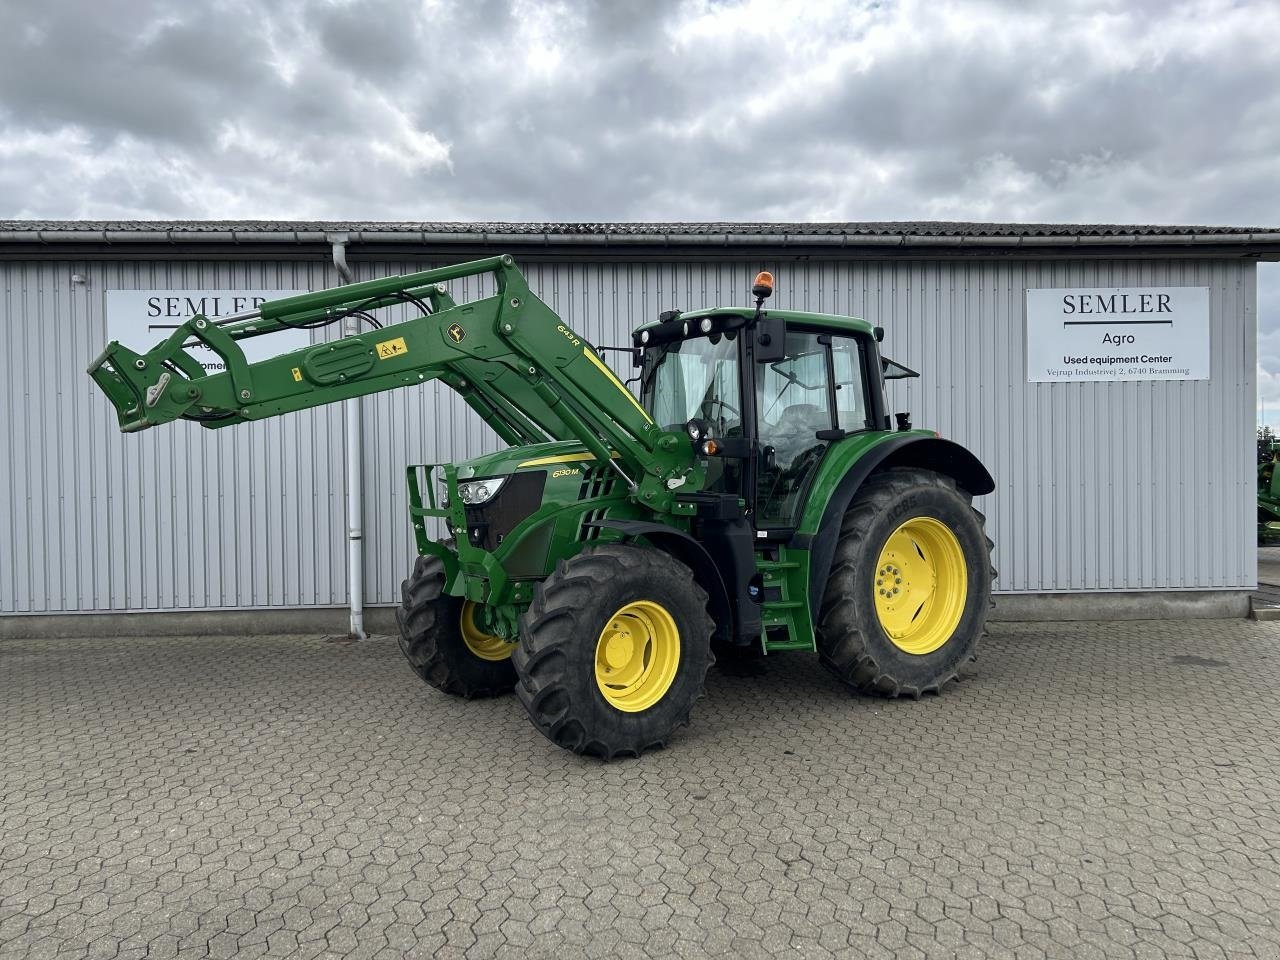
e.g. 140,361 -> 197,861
753,330 -> 872,531
754,330 -> 835,529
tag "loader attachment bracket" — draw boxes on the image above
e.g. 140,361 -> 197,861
86,312 -> 255,431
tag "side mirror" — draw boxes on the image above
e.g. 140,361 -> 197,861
754,316 -> 786,363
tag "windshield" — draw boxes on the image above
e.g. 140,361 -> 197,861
640,333 -> 742,436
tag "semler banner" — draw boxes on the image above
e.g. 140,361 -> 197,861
1025,286 -> 1210,383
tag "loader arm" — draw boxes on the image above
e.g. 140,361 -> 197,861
88,255 -> 692,510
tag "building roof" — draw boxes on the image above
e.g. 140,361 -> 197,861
2,219 -> 1277,237
2,220 -> 1278,257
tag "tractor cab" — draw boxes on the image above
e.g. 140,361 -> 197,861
633,276 -> 898,536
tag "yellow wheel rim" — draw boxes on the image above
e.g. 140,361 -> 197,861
594,600 -> 681,713
460,600 -> 512,662
873,516 -> 968,655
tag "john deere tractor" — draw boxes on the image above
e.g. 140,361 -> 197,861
89,255 -> 995,758
1259,438 -> 1280,541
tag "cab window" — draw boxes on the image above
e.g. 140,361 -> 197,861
641,333 -> 743,494
755,331 -> 834,526
831,337 -> 871,431
642,333 -> 742,435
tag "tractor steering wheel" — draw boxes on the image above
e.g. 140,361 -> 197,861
702,397 -> 741,422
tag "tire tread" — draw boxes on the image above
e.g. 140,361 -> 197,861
817,467 -> 995,698
396,553 -> 515,699
514,544 -> 714,760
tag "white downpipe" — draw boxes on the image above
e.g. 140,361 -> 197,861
330,234 -> 366,640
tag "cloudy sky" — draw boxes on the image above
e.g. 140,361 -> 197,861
2,0 -> 1277,416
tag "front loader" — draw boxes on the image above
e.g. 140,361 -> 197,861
88,254 -> 995,758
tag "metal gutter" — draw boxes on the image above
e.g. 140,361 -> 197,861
0,227 -> 1225,244
2,225 -> 1279,254
329,233 -> 367,641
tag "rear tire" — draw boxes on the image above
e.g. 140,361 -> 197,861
514,544 -> 714,759
396,554 -> 516,698
817,468 -> 993,698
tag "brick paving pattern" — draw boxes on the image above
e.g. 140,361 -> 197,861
2,620 -> 1279,959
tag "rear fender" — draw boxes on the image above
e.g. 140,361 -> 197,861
799,435 -> 994,616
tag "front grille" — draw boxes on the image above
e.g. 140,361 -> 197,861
578,508 -> 608,542
463,471 -> 547,550
577,465 -> 618,501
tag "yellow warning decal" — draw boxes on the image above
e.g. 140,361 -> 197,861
376,337 -> 408,360
291,367 -> 302,382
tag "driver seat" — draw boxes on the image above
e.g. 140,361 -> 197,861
775,403 -> 827,436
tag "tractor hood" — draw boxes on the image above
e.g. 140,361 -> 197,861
443,441 -> 630,565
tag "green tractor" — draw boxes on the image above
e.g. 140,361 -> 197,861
1260,438 -> 1280,542
88,255 -> 995,758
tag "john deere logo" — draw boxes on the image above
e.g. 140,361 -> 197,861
447,323 -> 466,343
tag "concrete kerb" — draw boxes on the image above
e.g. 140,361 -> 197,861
0,606 -> 401,640
992,589 -> 1251,622
0,590 -> 1253,639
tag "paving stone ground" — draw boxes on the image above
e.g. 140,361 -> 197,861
2,619 -> 1279,959
1254,547 -> 1280,610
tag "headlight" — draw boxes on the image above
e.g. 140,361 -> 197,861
457,476 -> 506,505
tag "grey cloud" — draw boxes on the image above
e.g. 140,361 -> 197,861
0,0 -> 1277,225
0,0 -> 1271,223
313,0 -> 425,79
0,1 -> 277,147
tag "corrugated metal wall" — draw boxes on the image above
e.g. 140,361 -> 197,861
0,254 -> 1256,614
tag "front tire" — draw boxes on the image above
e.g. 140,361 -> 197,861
514,544 -> 714,759
396,554 -> 517,698
817,468 -> 993,698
